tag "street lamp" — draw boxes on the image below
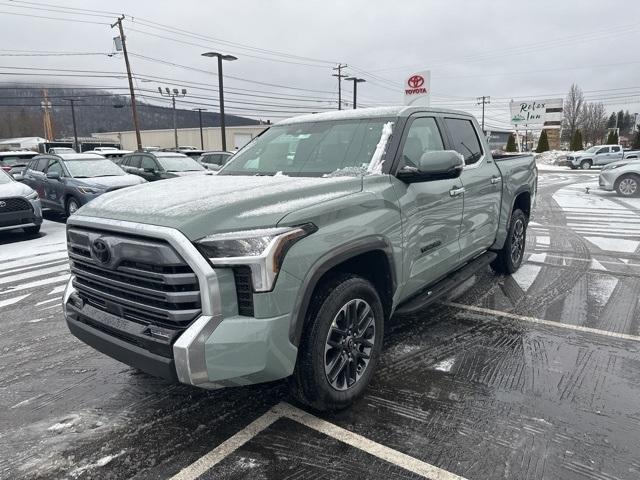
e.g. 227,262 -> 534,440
192,108 -> 207,150
202,52 -> 237,152
344,77 -> 366,109
158,87 -> 187,149
63,98 -> 83,152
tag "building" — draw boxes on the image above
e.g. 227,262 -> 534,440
0,136 -> 48,151
92,125 -> 268,152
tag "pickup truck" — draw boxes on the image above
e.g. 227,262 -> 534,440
562,144 -> 639,169
62,106 -> 537,411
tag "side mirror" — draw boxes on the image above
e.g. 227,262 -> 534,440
396,150 -> 464,183
12,173 -> 24,181
46,171 -> 61,180
143,167 -> 156,173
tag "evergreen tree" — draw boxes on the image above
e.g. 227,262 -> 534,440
606,131 -> 616,144
535,129 -> 550,153
570,129 -> 584,151
607,113 -> 617,128
623,111 -> 632,134
505,133 -> 517,152
617,110 -> 624,130
633,126 -> 640,150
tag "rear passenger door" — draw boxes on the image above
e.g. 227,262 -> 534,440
444,117 -> 503,262
610,146 -> 623,162
391,115 -> 464,298
24,157 -> 49,201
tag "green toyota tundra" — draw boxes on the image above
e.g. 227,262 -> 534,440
63,106 -> 536,410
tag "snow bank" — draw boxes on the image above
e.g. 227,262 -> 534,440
535,150 -> 569,165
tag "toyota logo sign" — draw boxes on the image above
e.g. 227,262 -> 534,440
407,75 -> 424,89
91,238 -> 111,264
0,201 -> 6,208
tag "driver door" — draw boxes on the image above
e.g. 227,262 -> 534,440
390,116 -> 464,299
595,147 -> 610,165
43,159 -> 66,211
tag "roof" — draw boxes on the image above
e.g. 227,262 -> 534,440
47,153 -> 106,160
150,151 -> 188,158
0,150 -> 39,157
275,105 -> 467,125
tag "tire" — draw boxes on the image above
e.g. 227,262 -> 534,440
66,197 -> 80,217
23,225 -> 41,235
491,208 -> 528,274
615,174 -> 640,197
580,160 -> 592,170
290,274 -> 384,411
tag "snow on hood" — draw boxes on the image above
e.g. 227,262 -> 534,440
77,174 -> 362,240
75,174 -> 146,190
0,180 -> 35,198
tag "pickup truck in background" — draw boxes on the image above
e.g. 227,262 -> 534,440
562,144 -> 640,169
62,106 -> 537,411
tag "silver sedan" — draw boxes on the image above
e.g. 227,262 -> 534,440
599,159 -> 640,197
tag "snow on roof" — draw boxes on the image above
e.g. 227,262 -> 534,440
55,153 -> 105,160
275,105 -> 468,125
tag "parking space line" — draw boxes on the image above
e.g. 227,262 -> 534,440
170,402 -> 468,480
445,302 -> 640,343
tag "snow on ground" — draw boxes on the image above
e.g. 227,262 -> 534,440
535,150 -> 569,165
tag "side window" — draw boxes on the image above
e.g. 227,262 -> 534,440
399,117 -> 444,169
201,155 -> 213,164
129,155 -> 142,169
140,156 -> 156,170
611,146 -> 621,152
47,160 -> 63,176
36,158 -> 49,172
444,118 -> 483,165
597,147 -> 609,154
212,154 -> 224,165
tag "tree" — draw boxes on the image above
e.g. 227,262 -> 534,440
535,129 -> 550,153
505,133 -> 517,152
581,102 -> 608,145
607,113 -> 617,128
570,129 -> 583,151
623,111 -> 632,134
633,126 -> 640,150
606,130 -> 619,145
562,84 -> 585,142
617,110 -> 624,131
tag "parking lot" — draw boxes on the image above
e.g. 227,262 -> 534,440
1,169 -> 640,480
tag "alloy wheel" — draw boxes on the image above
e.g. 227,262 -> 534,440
510,218 -> 525,265
618,178 -> 638,196
324,298 -> 375,391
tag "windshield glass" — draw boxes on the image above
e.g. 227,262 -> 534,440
157,156 -> 205,172
0,157 -> 32,166
219,118 -> 393,177
585,146 -> 599,153
65,159 -> 126,178
0,169 -> 12,184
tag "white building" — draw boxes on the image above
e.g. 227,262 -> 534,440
92,125 -> 268,151
0,136 -> 48,151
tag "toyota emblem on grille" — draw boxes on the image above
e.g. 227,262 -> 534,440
0,201 -> 6,208
91,239 -> 111,264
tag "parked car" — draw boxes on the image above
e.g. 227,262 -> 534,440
119,151 -> 210,182
0,150 -> 39,177
0,168 -> 42,234
21,153 -> 146,216
197,151 -> 233,171
63,106 -> 537,411
561,144 -> 640,169
48,147 -> 77,154
91,147 -> 133,159
599,159 -> 640,197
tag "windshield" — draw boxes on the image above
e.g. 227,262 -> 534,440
585,146 -> 599,153
0,157 -> 32,166
219,118 -> 393,177
0,169 -> 12,184
157,156 -> 205,172
65,159 -> 126,178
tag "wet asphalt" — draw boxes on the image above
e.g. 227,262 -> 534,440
1,170 -> 640,480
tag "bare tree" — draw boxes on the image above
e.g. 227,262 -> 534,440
562,84 -> 584,142
581,102 -> 608,145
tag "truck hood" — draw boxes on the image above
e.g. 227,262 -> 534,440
76,174 -> 363,240
0,181 -> 35,198
75,174 -> 146,190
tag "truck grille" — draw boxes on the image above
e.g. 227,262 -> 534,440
67,227 -> 201,331
0,197 -> 32,213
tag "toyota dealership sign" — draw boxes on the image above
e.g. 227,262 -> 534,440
403,70 -> 431,106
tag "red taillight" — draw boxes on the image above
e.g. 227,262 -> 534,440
1,166 -> 11,172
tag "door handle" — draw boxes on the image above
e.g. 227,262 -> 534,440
449,186 -> 465,197
490,176 -> 501,184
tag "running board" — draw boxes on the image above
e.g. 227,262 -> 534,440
394,251 -> 497,316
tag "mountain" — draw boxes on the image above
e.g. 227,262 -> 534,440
0,84 -> 260,140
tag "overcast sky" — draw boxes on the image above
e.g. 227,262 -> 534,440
1,0 -> 639,129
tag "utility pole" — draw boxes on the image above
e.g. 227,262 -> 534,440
476,96 -> 490,132
193,108 -> 207,150
345,77 -> 366,109
40,89 -> 53,140
63,98 -> 82,152
158,87 -> 187,149
332,64 -> 348,110
112,15 -> 142,151
202,52 -> 237,152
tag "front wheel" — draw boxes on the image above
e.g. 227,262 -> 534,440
491,208 -> 528,274
290,274 -> 384,411
580,160 -> 592,170
616,175 -> 640,197
66,197 -> 80,217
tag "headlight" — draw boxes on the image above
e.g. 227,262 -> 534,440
25,191 -> 39,200
77,186 -> 100,194
195,224 -> 316,292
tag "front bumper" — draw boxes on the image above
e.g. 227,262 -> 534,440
62,216 -> 298,389
0,197 -> 42,231
599,171 -> 616,191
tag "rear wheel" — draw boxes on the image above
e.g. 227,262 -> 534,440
615,175 -> 640,197
290,274 -> 384,411
66,197 -> 80,217
491,208 -> 528,274
580,160 -> 592,170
